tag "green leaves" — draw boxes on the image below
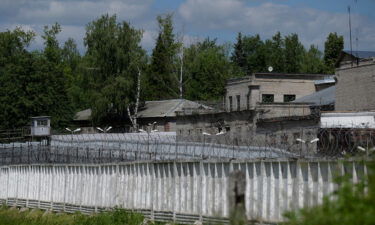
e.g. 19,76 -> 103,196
324,32 -> 344,74
84,14 -> 145,124
231,32 -> 338,75
184,38 -> 232,101
284,163 -> 375,225
145,13 -> 180,100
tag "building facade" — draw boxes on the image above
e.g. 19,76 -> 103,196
225,73 -> 331,112
335,53 -> 375,111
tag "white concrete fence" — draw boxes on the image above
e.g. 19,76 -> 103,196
0,160 -> 367,224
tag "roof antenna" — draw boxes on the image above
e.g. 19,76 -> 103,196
348,6 -> 353,67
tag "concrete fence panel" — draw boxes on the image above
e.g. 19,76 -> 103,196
0,160 -> 367,223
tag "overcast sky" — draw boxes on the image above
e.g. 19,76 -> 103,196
1,0 -> 374,53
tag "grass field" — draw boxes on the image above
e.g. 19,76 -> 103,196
0,206 -> 150,225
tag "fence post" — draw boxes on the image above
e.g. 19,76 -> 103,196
199,160 -> 203,222
63,165 -> 68,212
50,166 -> 55,210
228,170 -> 247,225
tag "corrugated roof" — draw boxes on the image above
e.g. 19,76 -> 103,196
343,50 -> 375,59
74,99 -> 210,121
74,109 -> 92,121
293,86 -> 335,106
137,99 -> 210,118
314,75 -> 335,85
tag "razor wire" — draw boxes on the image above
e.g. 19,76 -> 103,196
0,127 -> 374,166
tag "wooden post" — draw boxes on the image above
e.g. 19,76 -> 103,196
228,170 -> 247,225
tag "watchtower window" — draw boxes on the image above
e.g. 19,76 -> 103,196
37,120 -> 47,126
262,94 -> 274,103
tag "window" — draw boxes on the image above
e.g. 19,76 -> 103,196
236,95 -> 241,111
229,96 -> 233,111
284,94 -> 296,102
246,94 -> 250,110
37,120 -> 47,126
262,94 -> 274,103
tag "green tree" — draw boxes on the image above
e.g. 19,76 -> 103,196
242,34 -> 267,73
0,28 -> 36,128
145,13 -> 180,100
284,33 -> 305,73
0,24 -> 73,129
61,38 -> 87,111
184,38 -> 232,100
269,32 -> 285,73
84,14 -> 146,124
39,23 -> 73,127
231,32 -> 246,73
300,45 -> 326,74
324,32 -> 344,74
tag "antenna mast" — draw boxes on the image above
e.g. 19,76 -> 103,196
348,6 -> 353,66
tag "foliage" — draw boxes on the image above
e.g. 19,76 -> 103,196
284,33 -> 305,73
144,13 -> 180,100
0,207 -> 145,225
84,14 -> 146,124
300,45 -> 326,74
230,32 -> 331,75
284,162 -> 375,225
0,25 -> 73,129
231,32 -> 246,73
184,38 -> 232,101
324,32 -> 344,74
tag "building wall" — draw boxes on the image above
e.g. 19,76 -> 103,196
176,110 -> 255,145
335,62 -> 375,111
138,117 -> 177,132
225,76 -> 319,112
176,104 -> 318,153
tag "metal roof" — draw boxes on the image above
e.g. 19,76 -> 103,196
74,109 -> 92,121
137,99 -> 211,118
293,86 -> 335,106
343,50 -> 375,59
314,75 -> 335,85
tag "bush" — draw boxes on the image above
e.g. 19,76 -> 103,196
284,162 -> 375,225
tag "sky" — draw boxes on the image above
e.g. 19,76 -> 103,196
1,0 -> 374,53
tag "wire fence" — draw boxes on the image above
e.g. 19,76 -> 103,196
0,127 -> 374,166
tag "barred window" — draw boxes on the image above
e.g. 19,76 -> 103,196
262,94 -> 274,103
284,95 -> 296,102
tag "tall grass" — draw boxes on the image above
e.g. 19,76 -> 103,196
0,207 -> 145,225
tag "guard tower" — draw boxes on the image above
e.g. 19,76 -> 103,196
30,116 -> 51,139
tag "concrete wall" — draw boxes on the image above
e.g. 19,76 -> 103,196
176,110 -> 255,145
225,74 -> 321,112
176,108 -> 318,153
335,62 -> 375,111
0,160 -> 366,223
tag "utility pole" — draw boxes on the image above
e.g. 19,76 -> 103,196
179,46 -> 183,99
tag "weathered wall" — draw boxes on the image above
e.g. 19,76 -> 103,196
225,74 -> 322,112
176,110 -> 255,145
176,107 -> 318,153
335,62 -> 375,111
0,160 -> 366,223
